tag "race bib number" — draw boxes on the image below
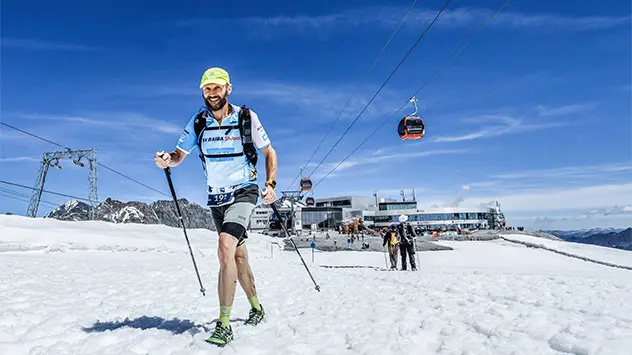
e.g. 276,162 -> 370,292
208,191 -> 235,207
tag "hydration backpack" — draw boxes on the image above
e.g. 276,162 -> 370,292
192,105 -> 258,167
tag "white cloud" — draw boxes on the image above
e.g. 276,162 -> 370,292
340,186 -> 430,199
490,162 -> 632,181
406,8 -> 630,31
490,11 -> 630,30
0,130 -> 26,141
533,205 -> 632,225
308,149 -> 468,178
0,157 -> 41,163
238,81 -> 402,121
1,38 -> 98,51
600,205 -> 632,216
106,80 -> 404,123
447,196 -> 465,208
176,7 -> 630,34
420,183 -> 632,213
509,213 -> 631,230
535,102 -> 598,117
15,113 -> 182,135
465,181 -> 501,190
432,115 -> 566,143
105,85 -> 196,98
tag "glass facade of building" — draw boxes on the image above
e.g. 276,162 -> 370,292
301,207 -> 344,229
378,202 -> 417,211
374,212 -> 490,224
315,199 -> 352,208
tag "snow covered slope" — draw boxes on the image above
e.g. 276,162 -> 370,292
1,215 -> 631,354
501,233 -> 632,269
0,214 -> 218,254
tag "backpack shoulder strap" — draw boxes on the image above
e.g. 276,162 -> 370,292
193,109 -> 208,163
239,105 -> 253,144
238,105 -> 258,166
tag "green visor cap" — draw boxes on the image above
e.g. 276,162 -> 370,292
200,67 -> 230,88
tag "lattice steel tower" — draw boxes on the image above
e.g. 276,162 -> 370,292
280,190 -> 304,235
27,149 -> 98,218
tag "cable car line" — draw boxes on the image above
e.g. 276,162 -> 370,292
0,191 -> 59,209
305,0 -> 453,181
0,180 -> 99,204
285,0 -> 420,191
311,0 -> 513,191
0,187 -> 59,209
0,122 -> 67,149
0,122 -> 170,198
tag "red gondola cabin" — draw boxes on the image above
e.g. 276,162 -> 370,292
398,116 -> 425,140
300,177 -> 312,191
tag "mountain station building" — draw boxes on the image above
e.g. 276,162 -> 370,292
250,194 -> 506,233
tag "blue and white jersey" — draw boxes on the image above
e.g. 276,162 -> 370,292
175,104 -> 271,204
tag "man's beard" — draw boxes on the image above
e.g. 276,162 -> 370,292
204,94 -> 228,112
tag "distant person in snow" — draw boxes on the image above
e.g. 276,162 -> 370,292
154,67 -> 277,347
397,215 -> 417,271
382,224 -> 400,269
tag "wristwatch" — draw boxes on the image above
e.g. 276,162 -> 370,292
265,180 -> 277,189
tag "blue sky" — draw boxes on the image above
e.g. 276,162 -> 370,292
1,0 -> 630,230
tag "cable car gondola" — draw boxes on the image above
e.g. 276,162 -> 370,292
300,177 -> 312,191
398,97 -> 425,140
305,197 -> 315,207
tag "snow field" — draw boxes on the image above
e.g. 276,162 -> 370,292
1,216 -> 631,354
501,233 -> 632,269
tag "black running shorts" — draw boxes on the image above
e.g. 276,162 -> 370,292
210,184 -> 259,246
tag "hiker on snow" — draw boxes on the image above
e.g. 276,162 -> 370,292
382,224 -> 400,269
397,215 -> 417,271
154,67 -> 278,347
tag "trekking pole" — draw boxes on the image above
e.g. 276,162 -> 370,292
163,167 -> 206,296
382,245 -> 388,268
269,200 -> 321,292
414,237 -> 421,269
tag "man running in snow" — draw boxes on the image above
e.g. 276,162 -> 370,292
154,67 -> 278,347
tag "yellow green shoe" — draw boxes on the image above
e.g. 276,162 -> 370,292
205,321 -> 233,347
244,304 -> 265,326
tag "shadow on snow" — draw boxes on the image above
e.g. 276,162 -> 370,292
81,316 -> 246,335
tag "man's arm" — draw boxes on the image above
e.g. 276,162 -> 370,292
168,148 -> 188,167
259,145 -> 278,204
155,148 -> 188,169
261,145 -> 277,183
249,109 -> 277,203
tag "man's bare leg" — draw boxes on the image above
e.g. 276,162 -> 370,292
235,243 -> 257,299
236,242 -> 264,324
217,232 -> 238,326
